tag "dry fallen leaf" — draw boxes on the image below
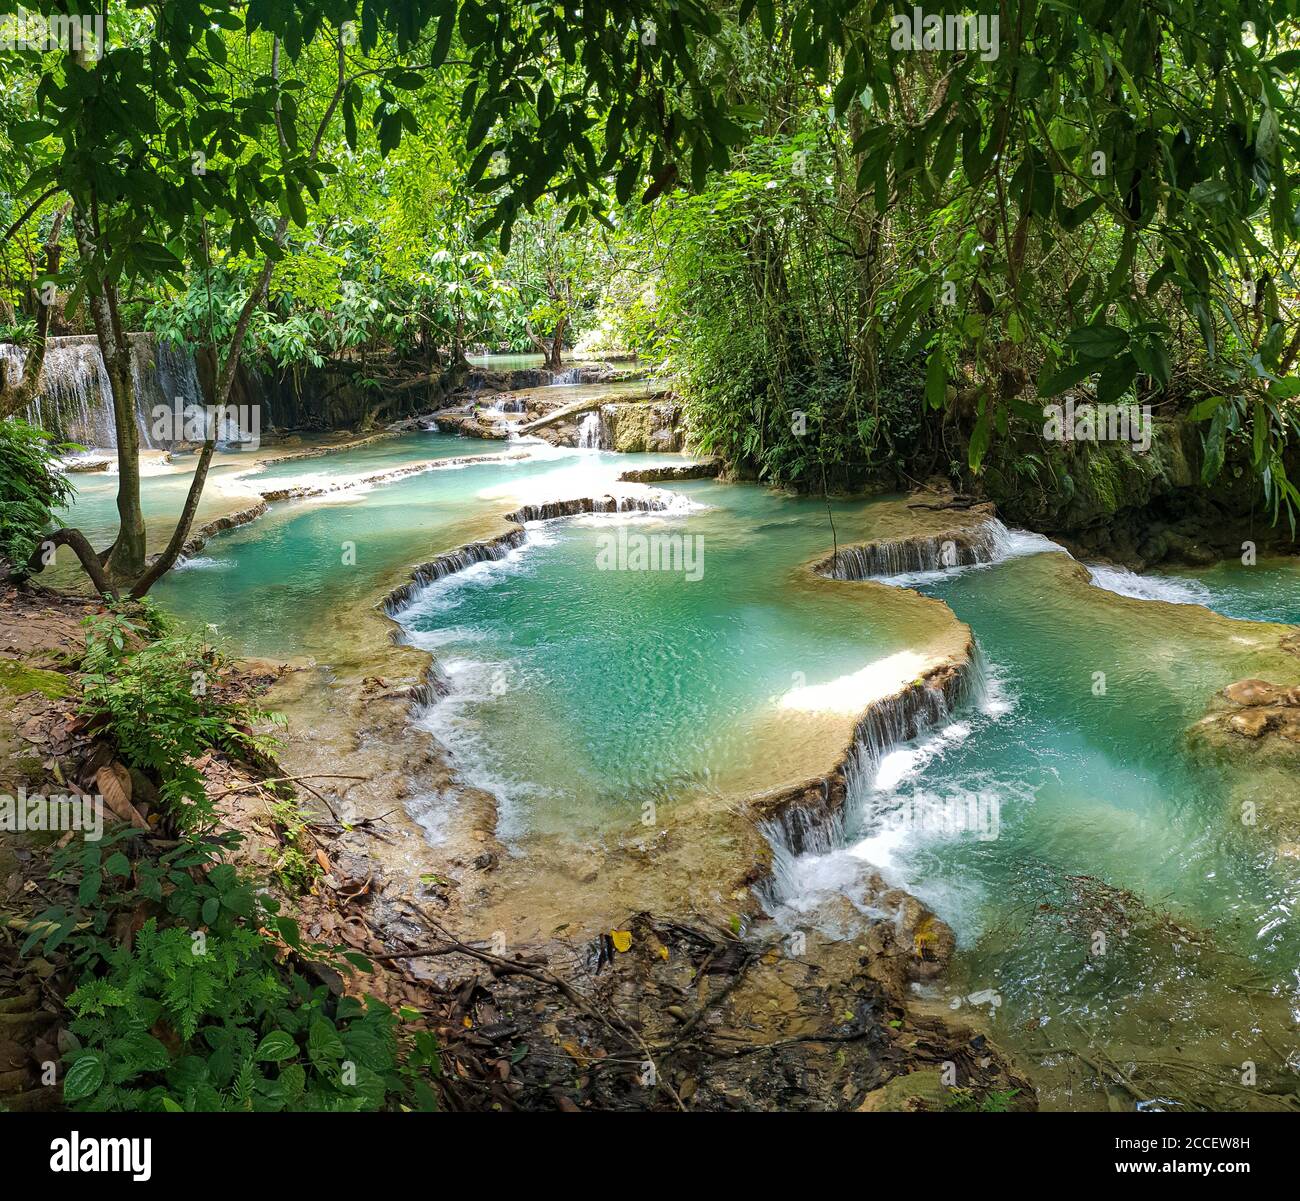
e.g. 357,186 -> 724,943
610,929 -> 632,953
96,764 -> 148,829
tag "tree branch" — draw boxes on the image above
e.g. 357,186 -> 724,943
21,528 -> 118,598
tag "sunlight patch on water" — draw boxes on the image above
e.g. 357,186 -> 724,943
777,649 -> 929,716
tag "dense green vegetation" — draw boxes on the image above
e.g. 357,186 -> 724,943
0,416 -> 73,569
2,0 -> 1300,588
28,604 -> 440,1111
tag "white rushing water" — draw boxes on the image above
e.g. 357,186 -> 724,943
577,411 -> 604,448
1085,563 -> 1216,606
868,517 -> 1225,613
761,656 -> 1017,936
5,335 -> 209,450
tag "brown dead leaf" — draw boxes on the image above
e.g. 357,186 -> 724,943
96,764 -> 148,829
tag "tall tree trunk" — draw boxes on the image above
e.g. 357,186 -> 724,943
547,315 -> 567,371
129,237 -> 282,598
28,32 -> 351,600
72,209 -> 147,581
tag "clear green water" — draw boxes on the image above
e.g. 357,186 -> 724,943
142,443 -> 678,659
249,429 -> 514,482
53,456 -> 259,550
466,352 -> 546,371
1176,559 -> 1300,625
1088,558 -> 1300,624
397,480 -> 940,836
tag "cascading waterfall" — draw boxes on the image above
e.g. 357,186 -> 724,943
10,337 -> 127,448
821,531 -> 997,579
577,410 -> 604,448
511,493 -> 673,522
758,649 -> 985,906
383,492 -> 675,616
4,333 -> 207,450
817,518 -> 1063,582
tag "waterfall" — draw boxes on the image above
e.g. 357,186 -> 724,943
577,411 -> 603,448
816,518 -> 1063,582
383,491 -> 677,616
384,530 -> 530,615
757,650 -> 983,909
8,337 -> 126,448
549,367 -> 584,386
819,530 -> 997,579
4,334 -> 206,450
510,493 -> 672,522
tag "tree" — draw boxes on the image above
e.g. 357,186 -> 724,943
506,201 -> 606,369
10,0 -> 749,597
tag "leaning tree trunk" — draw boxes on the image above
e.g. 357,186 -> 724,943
22,32 -> 351,601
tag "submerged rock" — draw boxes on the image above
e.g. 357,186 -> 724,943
618,458 -> 722,482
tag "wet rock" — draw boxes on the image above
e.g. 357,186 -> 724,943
1223,679 -> 1291,707
1229,709 -> 1277,738
619,458 -> 722,483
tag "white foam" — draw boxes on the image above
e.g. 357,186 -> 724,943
1086,563 -> 1215,606
873,519 -> 1064,587
413,656 -> 554,842
174,555 -> 229,572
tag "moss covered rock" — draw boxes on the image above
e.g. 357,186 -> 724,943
0,658 -> 72,699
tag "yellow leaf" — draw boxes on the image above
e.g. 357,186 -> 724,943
658,945 -> 669,960
610,930 -> 632,953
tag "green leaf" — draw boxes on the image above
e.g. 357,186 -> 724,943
1131,340 -> 1172,389
63,1054 -> 105,1102
1038,359 -> 1093,397
430,10 -> 456,67
104,852 -> 131,878
925,347 -> 948,410
308,1018 -> 345,1064
968,405 -> 991,473
284,183 -> 308,228
1066,324 -> 1129,359
1201,405 -> 1228,482
1059,195 -> 1103,230
254,1031 -> 298,1063
1096,353 -> 1137,404
1188,395 -> 1226,422
205,29 -> 227,65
